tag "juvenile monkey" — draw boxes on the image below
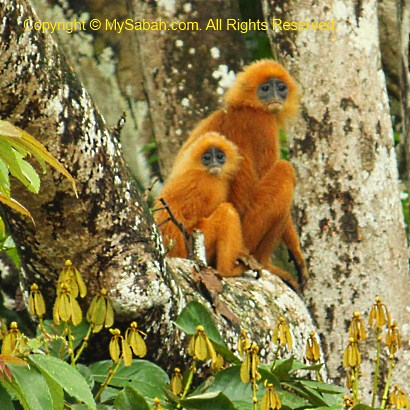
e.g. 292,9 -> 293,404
154,132 -> 247,277
177,60 -> 307,289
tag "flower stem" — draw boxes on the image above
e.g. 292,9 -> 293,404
371,328 -> 382,408
95,359 -> 123,401
177,361 -> 196,408
352,366 -> 360,405
381,357 -> 394,409
72,325 -> 92,365
270,344 -> 281,372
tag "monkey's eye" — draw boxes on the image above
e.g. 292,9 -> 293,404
259,82 -> 271,94
202,153 -> 212,162
276,81 -> 288,93
258,81 -> 274,101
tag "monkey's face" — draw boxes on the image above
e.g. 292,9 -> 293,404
257,78 -> 288,112
201,147 -> 226,175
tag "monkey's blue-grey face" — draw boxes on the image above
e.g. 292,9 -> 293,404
201,147 -> 226,175
257,78 -> 288,111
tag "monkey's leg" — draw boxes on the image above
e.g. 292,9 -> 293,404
241,160 -> 296,253
252,219 -> 301,292
282,218 -> 309,285
197,203 -> 246,277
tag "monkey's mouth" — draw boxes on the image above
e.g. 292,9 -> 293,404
267,101 -> 283,112
209,167 -> 222,175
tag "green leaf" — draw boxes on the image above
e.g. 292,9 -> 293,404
99,386 -> 121,404
0,194 -> 33,222
0,158 -> 10,197
175,301 -> 239,364
198,365 -> 281,410
14,150 -> 41,193
280,357 -> 324,372
42,372 -> 64,410
8,363 -> 53,410
0,383 -> 14,410
90,359 -> 169,403
175,301 -> 224,343
351,405 -> 380,410
301,380 -> 345,395
0,120 -> 77,196
76,364 -> 95,391
0,139 -> 32,191
90,359 -> 168,386
286,381 -> 329,407
181,391 -> 236,410
114,386 -> 150,410
29,354 -> 96,410
271,357 -> 294,379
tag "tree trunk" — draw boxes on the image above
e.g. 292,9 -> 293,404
378,0 -> 410,205
30,0 -> 155,188
0,0 -> 319,371
133,0 -> 247,177
262,0 -> 410,392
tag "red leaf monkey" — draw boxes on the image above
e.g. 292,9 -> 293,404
154,132 -> 248,277
176,60 -> 308,289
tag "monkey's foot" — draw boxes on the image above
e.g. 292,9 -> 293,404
237,254 -> 263,277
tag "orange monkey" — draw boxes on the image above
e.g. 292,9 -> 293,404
177,60 -> 308,289
154,132 -> 247,277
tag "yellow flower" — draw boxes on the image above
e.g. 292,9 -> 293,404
342,337 -> 361,368
369,296 -> 391,329
57,260 -> 87,298
170,368 -> 183,396
28,283 -> 46,319
237,329 -> 251,358
125,322 -> 147,358
86,289 -> 114,333
305,331 -> 321,364
53,284 -> 82,326
273,317 -> 293,350
386,321 -> 402,355
1,322 -> 22,355
349,312 -> 366,342
188,325 -> 217,364
389,385 -> 410,409
109,329 -> 132,366
261,382 -> 281,410
150,398 -> 165,410
240,343 -> 261,383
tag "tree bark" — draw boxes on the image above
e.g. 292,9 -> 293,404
0,0 -> 167,321
377,0 -> 410,200
263,0 -> 410,392
133,0 -> 247,177
0,0 -> 320,371
30,0 -> 155,188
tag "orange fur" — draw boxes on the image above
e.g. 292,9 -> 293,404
177,60 -> 308,289
154,132 -> 247,276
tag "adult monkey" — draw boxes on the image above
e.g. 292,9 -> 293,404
177,60 -> 308,290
